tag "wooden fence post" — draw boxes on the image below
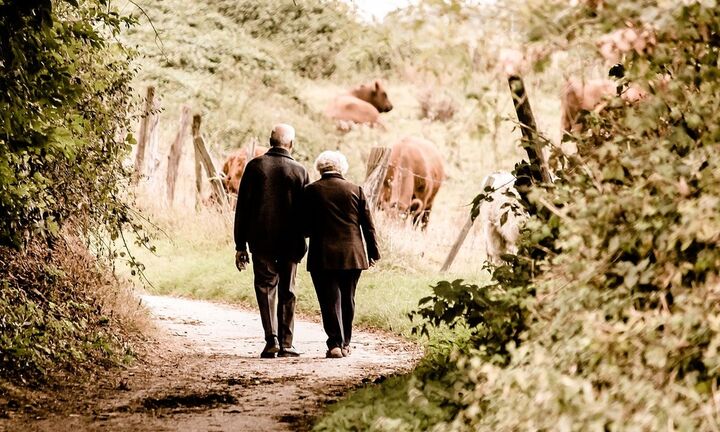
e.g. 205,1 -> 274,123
507,75 -> 552,184
247,137 -> 258,163
192,115 -> 203,208
145,104 -> 161,178
363,146 -> 391,208
192,114 -> 229,209
133,86 -> 157,184
442,78 -> 551,272
166,105 -> 191,206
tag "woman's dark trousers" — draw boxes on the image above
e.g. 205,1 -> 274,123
310,269 -> 361,349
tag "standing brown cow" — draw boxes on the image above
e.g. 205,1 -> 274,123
560,78 -> 646,133
222,145 -> 268,199
325,80 -> 393,131
379,137 -> 445,229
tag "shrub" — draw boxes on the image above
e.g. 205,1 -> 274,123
211,0 -> 362,79
411,279 -> 530,365
416,1 -> 720,429
0,1 -> 145,383
0,0 -> 137,250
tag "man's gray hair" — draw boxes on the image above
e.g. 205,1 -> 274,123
315,150 -> 349,175
270,123 -> 295,147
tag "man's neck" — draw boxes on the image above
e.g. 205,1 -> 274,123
269,146 -> 291,154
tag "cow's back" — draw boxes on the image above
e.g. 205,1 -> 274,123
392,137 -> 444,186
382,137 -> 444,225
561,78 -> 648,133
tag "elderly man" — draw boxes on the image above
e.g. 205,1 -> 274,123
303,151 -> 380,358
234,124 -> 309,358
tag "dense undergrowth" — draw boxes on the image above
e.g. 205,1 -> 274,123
0,237 -> 142,383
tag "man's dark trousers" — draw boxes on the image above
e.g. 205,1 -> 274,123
310,269 -> 361,349
252,254 -> 297,348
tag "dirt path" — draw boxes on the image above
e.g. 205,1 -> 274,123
2,295 -> 419,432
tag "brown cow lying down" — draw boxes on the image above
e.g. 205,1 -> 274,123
222,145 -> 268,198
379,137 -> 444,229
325,80 -> 393,131
560,77 -> 646,133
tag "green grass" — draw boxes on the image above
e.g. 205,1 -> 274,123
312,338 -> 464,431
125,204 -> 490,336
313,374 -> 449,432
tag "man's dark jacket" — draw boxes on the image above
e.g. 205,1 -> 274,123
303,172 -> 380,272
234,146 -> 309,262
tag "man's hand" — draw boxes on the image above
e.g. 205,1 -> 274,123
369,258 -> 377,267
235,251 -> 250,272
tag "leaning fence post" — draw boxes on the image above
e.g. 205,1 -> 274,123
165,105 -> 191,206
145,106 -> 161,178
440,217 -> 475,272
133,86 -> 157,184
363,146 -> 391,208
440,174 -> 496,272
192,114 -> 229,209
507,75 -> 552,184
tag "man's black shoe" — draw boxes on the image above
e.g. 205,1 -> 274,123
278,346 -> 302,357
261,339 -> 280,358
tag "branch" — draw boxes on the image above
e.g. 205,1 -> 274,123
127,0 -> 166,58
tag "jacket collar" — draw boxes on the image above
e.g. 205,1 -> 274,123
321,172 -> 344,180
266,146 -> 294,159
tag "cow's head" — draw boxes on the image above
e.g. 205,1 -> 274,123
353,80 -> 393,113
221,153 -> 248,197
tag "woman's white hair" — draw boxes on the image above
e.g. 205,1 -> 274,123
315,150 -> 349,175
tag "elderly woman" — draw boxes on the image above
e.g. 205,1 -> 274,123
303,151 -> 380,358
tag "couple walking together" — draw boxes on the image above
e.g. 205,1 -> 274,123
234,123 -> 380,359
